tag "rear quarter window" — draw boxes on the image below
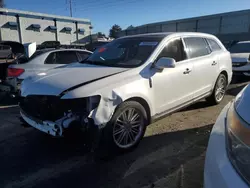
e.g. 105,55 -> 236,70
206,38 -> 221,52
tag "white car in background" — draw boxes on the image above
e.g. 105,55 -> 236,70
6,48 -> 92,94
19,32 -> 232,152
230,41 -> 250,76
204,84 -> 250,188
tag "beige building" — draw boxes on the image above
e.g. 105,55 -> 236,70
0,8 -> 92,45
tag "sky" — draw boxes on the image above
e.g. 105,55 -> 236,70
6,0 -> 250,35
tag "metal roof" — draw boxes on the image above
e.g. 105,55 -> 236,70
124,9 -> 250,30
0,8 -> 91,25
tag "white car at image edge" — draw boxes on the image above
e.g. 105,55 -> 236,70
19,32 -> 232,152
204,84 -> 250,188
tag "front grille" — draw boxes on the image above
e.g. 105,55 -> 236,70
19,95 -> 88,121
232,62 -> 248,67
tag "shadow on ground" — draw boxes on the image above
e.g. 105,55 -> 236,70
0,92 -> 18,106
0,120 -> 213,188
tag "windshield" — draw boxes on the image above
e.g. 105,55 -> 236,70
229,43 -> 250,53
84,37 -> 162,68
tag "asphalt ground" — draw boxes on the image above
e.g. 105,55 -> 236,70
0,77 -> 248,188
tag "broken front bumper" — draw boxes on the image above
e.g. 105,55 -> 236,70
20,109 -> 61,136
20,108 -> 89,137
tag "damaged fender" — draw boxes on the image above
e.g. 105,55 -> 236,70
88,90 -> 123,128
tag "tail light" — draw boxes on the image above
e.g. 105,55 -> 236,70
7,68 -> 25,77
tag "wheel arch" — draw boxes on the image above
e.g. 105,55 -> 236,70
125,97 -> 151,125
220,70 -> 228,84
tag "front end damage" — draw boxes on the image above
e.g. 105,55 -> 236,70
19,91 -> 123,137
19,95 -> 100,137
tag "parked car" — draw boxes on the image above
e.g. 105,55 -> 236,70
229,41 -> 250,76
6,48 -> 92,95
19,32 -> 232,152
204,84 -> 250,188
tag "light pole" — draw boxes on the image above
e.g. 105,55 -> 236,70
89,25 -> 93,45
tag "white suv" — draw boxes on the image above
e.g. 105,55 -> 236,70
19,32 -> 232,152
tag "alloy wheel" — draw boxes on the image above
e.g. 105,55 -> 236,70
113,107 -> 144,149
215,76 -> 226,102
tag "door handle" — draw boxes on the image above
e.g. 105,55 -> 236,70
183,68 -> 191,74
212,61 -> 217,66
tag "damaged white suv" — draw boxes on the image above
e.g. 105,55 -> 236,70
19,32 -> 232,151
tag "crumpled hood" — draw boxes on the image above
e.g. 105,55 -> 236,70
231,53 -> 250,62
21,63 -> 128,96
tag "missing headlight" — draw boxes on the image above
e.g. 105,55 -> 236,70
86,95 -> 101,112
20,95 -> 101,122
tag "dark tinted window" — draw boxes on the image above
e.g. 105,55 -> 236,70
207,39 -> 221,51
45,52 -> 56,64
56,51 -> 79,64
77,51 -> 91,60
184,37 -> 210,58
45,51 -> 79,64
157,38 -> 186,62
2,45 -> 10,50
229,43 -> 250,53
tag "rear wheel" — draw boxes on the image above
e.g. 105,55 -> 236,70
206,74 -> 227,105
98,101 -> 148,155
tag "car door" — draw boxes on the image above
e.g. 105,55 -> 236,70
183,37 -> 218,99
151,37 -> 195,115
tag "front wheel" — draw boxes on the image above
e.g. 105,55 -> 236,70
206,74 -> 227,105
98,101 -> 148,154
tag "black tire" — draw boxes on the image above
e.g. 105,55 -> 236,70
96,101 -> 148,156
206,74 -> 227,105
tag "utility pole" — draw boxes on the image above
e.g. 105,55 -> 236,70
69,0 -> 72,17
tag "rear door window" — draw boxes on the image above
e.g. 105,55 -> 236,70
56,51 -> 79,64
45,51 -> 79,64
183,37 -> 211,59
206,39 -> 221,52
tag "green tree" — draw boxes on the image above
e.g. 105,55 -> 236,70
97,32 -> 106,38
109,24 -> 122,38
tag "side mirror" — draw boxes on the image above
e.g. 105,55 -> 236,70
154,57 -> 176,71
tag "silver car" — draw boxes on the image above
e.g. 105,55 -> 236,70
230,41 -> 250,76
6,48 -> 92,94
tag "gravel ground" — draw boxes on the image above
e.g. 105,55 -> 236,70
0,78 -> 249,188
